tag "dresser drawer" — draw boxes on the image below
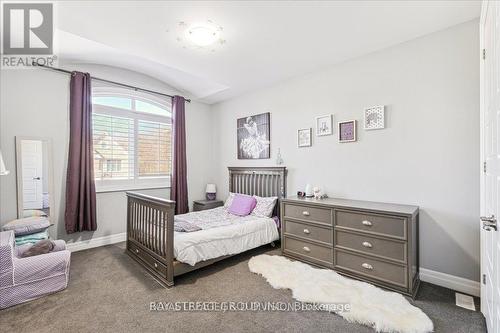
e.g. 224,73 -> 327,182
129,242 -> 167,276
283,237 -> 333,266
284,220 -> 333,245
283,203 -> 332,225
335,250 -> 407,288
335,230 -> 406,263
335,210 -> 406,239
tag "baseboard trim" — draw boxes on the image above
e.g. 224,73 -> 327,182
66,232 -> 126,252
420,268 -> 480,297
64,233 -> 481,297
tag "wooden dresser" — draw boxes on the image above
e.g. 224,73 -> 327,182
281,196 -> 419,297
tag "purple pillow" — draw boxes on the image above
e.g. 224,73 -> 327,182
228,194 -> 257,216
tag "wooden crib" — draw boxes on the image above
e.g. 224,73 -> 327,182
126,166 -> 287,287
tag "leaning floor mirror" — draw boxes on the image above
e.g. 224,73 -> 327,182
15,137 -> 55,227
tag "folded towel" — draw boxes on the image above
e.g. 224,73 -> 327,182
15,230 -> 49,245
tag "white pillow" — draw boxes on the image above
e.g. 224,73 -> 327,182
252,195 -> 278,217
224,192 -> 236,208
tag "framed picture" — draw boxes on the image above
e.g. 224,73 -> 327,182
364,105 -> 385,130
338,120 -> 357,143
297,128 -> 312,147
315,114 -> 333,136
237,112 -> 270,159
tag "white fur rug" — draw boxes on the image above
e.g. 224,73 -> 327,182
248,255 -> 433,333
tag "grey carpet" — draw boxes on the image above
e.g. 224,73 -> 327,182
0,243 -> 486,333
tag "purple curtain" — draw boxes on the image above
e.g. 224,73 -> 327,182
170,95 -> 188,214
65,72 -> 97,233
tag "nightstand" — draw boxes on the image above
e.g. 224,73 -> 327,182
193,199 -> 224,211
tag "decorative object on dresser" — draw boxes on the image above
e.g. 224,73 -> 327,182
338,120 -> 357,142
305,183 -> 314,197
364,105 -> 385,130
237,112 -> 270,159
193,199 -> 224,212
281,196 -> 419,297
315,114 -> 333,136
205,184 -> 217,200
297,128 -> 312,147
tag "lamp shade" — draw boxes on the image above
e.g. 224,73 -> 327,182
205,184 -> 216,193
0,151 -> 9,176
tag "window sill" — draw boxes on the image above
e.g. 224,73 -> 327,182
96,184 -> 170,194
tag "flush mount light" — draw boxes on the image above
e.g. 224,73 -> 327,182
169,20 -> 226,52
187,24 -> 219,47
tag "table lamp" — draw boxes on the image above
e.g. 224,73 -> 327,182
206,184 -> 216,200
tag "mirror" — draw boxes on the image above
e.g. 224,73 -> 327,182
15,137 -> 55,223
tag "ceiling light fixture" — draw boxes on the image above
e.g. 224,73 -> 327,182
170,20 -> 226,52
187,24 -> 219,47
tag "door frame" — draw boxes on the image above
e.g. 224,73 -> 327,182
479,0 -> 487,317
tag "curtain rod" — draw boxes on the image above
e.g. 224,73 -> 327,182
32,62 -> 191,103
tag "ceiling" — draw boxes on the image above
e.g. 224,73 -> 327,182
56,1 -> 480,104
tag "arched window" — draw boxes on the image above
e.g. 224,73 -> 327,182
91,86 -> 172,191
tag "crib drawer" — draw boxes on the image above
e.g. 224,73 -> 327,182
128,242 -> 167,277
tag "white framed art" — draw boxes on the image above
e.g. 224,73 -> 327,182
364,105 -> 385,130
298,128 -> 312,147
315,114 -> 333,136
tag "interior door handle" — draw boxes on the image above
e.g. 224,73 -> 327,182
481,215 -> 496,222
481,215 -> 497,231
32,177 -> 41,180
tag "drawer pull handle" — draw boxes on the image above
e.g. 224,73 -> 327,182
361,263 -> 373,270
303,246 -> 311,252
135,249 -> 139,253
302,211 -> 310,216
362,220 -> 373,226
154,263 -> 158,268
362,241 -> 373,248
303,229 -> 310,234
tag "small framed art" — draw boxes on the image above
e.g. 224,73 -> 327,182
298,128 -> 312,147
364,105 -> 385,130
315,114 -> 333,136
338,120 -> 356,143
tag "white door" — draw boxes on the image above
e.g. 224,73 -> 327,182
21,140 -> 43,210
480,1 -> 500,332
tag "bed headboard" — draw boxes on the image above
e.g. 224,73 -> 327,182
228,167 -> 287,217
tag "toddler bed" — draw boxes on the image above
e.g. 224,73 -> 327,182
126,167 -> 287,287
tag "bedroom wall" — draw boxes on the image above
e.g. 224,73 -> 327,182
0,64 -> 215,243
211,20 -> 480,281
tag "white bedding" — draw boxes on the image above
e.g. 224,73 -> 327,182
174,212 -> 279,266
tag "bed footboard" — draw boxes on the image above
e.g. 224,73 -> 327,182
126,192 -> 175,287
